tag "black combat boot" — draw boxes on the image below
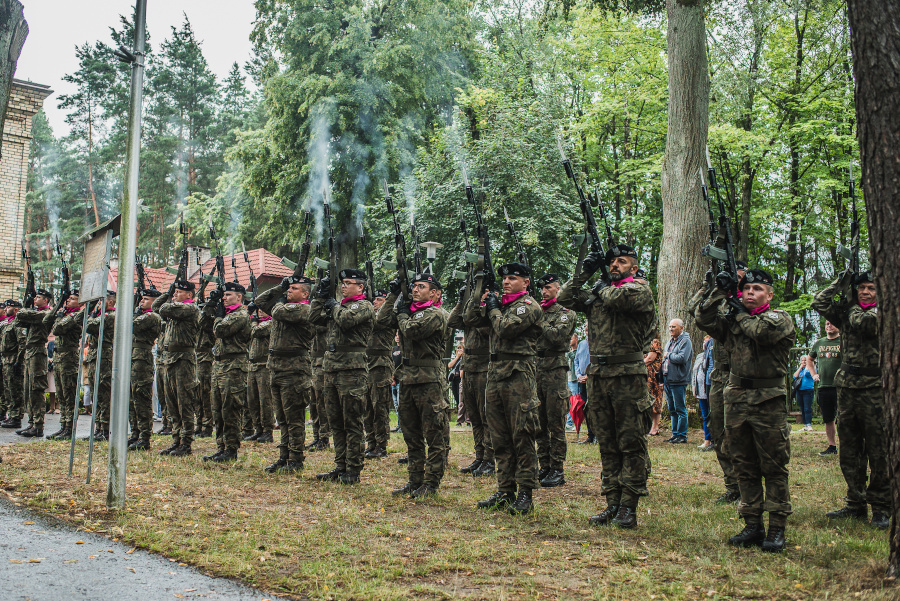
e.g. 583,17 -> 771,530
397,455 -> 408,465
537,466 -> 552,482
579,435 -> 595,444
460,458 -> 482,474
338,471 -> 360,485
169,443 -> 192,457
264,458 -> 288,473
316,467 -> 343,482
315,438 -> 330,451
22,427 -> 43,438
243,431 -> 260,441
411,484 -> 439,498
130,439 -> 150,451
55,427 -> 72,440
256,431 -> 274,443
93,430 -> 108,442
477,490 -> 516,511
826,506 -> 867,520
761,525 -> 785,553
871,511 -> 891,530
473,460 -> 495,477
194,426 -> 203,435
1,417 -> 21,428
198,427 -> 213,438
728,522 -> 766,548
588,504 -> 620,526
392,482 -> 421,496
280,460 -> 304,473
508,489 -> 534,516
369,447 -> 387,458
306,438 -> 319,452
158,426 -> 172,435
715,490 -> 741,504
159,440 -> 181,456
47,427 -> 66,440
612,506 -> 637,529
540,469 -> 565,488
364,446 -> 377,458
202,447 -> 225,462
211,448 -> 237,463
126,434 -> 139,446
16,425 -> 32,436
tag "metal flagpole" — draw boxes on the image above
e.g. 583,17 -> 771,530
106,0 -> 147,509
67,306 -> 91,476
86,230 -> 113,484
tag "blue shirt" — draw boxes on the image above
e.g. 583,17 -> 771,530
703,338 -> 714,388
797,367 -> 815,391
574,340 -> 591,378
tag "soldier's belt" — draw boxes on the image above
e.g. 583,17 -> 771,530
490,352 -> 531,362
590,352 -> 644,365
328,345 -> 367,353
269,348 -> 306,358
311,351 -> 325,359
132,342 -> 153,350
366,348 -> 392,357
728,373 -> 785,389
164,345 -> 194,353
840,363 -> 881,377
401,357 -> 443,368
25,344 -> 46,350
537,350 -> 566,358
251,358 -> 268,364
214,352 -> 245,362
465,349 -> 489,356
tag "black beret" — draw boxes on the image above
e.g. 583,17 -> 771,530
635,268 -> 647,280
339,268 -> 367,281
854,270 -> 874,286
6,300 -> 21,308
71,288 -> 80,296
106,290 -> 117,296
739,268 -> 774,289
141,288 -> 162,298
35,288 -> 53,300
536,273 -> 560,287
373,289 -> 388,298
224,281 -> 246,294
604,244 -> 638,263
498,263 -> 531,278
286,275 -> 313,285
174,281 -> 195,291
735,260 -> 749,271
412,272 -> 442,290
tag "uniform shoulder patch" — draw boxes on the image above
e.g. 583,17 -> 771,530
623,283 -> 638,289
766,312 -> 778,319
773,309 -> 784,313
524,299 -> 533,304
516,306 -> 526,315
414,312 -> 424,319
560,315 -> 568,321
351,303 -> 359,309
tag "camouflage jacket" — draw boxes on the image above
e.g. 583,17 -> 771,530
196,316 -> 215,363
0,317 -> 25,362
312,324 -> 327,371
378,293 -> 449,385
558,272 -> 656,378
536,300 -> 576,371
85,309 -> 116,365
203,304 -> 251,372
133,309 -> 163,363
811,274 -> 880,389
256,286 -> 315,374
466,292 -> 543,381
47,307 -> 85,359
152,293 -> 200,365
248,317 -> 272,366
695,288 -> 795,404
452,296 -> 491,373
310,296 -> 374,372
689,285 -> 730,384
367,316 -> 396,371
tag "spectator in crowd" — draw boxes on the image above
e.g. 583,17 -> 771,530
807,321 -> 841,455
793,355 -> 816,432
448,340 -> 465,425
645,335 -> 663,436
662,318 -> 692,444
693,335 -> 713,450
574,330 -> 593,443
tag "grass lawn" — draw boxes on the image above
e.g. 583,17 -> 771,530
0,423 -> 894,600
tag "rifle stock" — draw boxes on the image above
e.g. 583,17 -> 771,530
384,180 -> 412,301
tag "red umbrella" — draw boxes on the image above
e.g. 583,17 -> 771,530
570,393 -> 585,437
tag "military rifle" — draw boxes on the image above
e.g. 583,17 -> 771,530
699,168 -> 725,284
242,241 -> 258,304
409,212 -> 423,276
359,220 -> 375,302
197,265 -> 215,304
501,204 -> 536,298
175,213 -> 189,285
293,209 -> 313,278
21,239 -> 35,308
462,164 -> 496,297
135,261 -> 146,315
55,236 -> 71,300
208,215 -> 227,294
837,162 -> 860,287
451,205 -> 478,305
323,192 -> 337,300
383,180 -> 413,301
705,146 -> 740,295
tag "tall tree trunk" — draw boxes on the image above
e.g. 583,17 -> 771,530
846,0 -> 900,579
0,0 -> 26,160
658,0 -> 709,345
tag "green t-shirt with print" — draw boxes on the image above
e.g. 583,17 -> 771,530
809,335 -> 842,388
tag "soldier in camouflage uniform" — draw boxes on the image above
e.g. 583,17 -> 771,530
128,289 -> 164,451
533,273 -> 576,488
558,245 -> 656,529
245,308 -> 275,443
448,290 -> 494,476
153,280 -> 201,457
365,289 -> 395,459
45,290 -> 84,440
469,263 -> 543,516
15,288 -> 56,437
308,322 -> 330,451
253,275 -> 316,473
378,274 -> 449,497
696,268 -> 795,552
811,269 -> 890,530
84,292 -> 116,440
195,300 -> 215,438
311,269 -> 375,485
200,282 -> 251,462
0,301 -> 25,429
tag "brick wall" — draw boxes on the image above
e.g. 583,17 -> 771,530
0,80 -> 51,301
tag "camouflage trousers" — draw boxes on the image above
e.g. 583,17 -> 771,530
271,369 -> 311,463
588,374 -> 651,508
196,360 -> 213,430
130,351 -> 155,442
313,366 -> 330,439
365,366 -> 392,450
536,366 -> 569,471
1,358 -> 23,419
724,396 -> 792,526
246,365 -> 275,435
161,356 -> 199,446
837,385 -> 890,512
462,369 -> 493,463
55,354 -> 79,430
324,369 -> 367,473
25,354 -> 49,430
211,361 -> 247,452
91,362 -> 112,433
486,368 -> 540,492
399,381 -> 448,488
709,378 -> 739,494
156,363 -> 168,429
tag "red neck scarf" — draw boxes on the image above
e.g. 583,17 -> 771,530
749,302 -> 770,316
501,291 -> 528,305
411,299 -> 442,312
257,315 -> 272,322
225,304 -> 242,314
36,305 -> 51,311
341,294 -> 367,306
65,307 -> 80,315
294,299 -> 310,305
180,298 -> 195,304
859,301 -> 877,310
612,276 -> 634,288
540,297 -> 557,310
1,316 -> 11,323
141,308 -> 152,314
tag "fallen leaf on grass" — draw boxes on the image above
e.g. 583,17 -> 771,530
178,563 -> 187,567
75,540 -> 84,544
65,560 -> 77,564
185,589 -> 196,592
525,571 -> 535,576
9,559 -> 22,564
23,521 -> 34,525
129,568 -> 136,573
126,548 -> 135,554
28,558 -> 42,563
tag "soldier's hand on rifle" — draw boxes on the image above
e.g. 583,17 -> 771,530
590,278 -> 610,296
250,314 -> 259,324
208,287 -> 224,304
280,277 -> 291,292
167,281 -> 177,297
214,300 -> 226,318
247,302 -> 258,315
389,278 -> 402,296
458,285 -> 466,299
315,277 -> 331,299
725,296 -> 747,319
581,251 -> 604,277
705,268 -> 715,288
323,296 -> 338,311
483,291 -> 501,313
395,298 -> 413,316
715,271 -> 738,295
23,295 -> 34,309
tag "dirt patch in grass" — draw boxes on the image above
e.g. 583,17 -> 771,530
0,428 -> 895,600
